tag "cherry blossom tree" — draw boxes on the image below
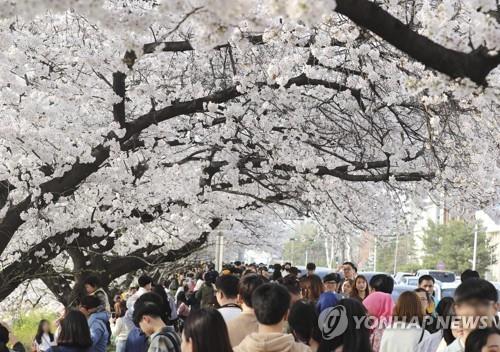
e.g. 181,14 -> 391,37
0,0 -> 498,303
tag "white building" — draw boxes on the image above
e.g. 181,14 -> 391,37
476,209 -> 500,281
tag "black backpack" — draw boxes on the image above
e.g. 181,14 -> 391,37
155,329 -> 181,352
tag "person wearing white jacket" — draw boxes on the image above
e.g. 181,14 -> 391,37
380,291 -> 429,352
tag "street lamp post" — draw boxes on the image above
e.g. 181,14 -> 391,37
215,232 -> 224,272
393,232 -> 400,275
472,223 -> 478,271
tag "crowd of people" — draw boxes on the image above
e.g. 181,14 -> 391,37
2,262 -> 500,352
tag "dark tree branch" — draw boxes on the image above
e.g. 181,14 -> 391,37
142,35 -> 264,55
0,180 -> 15,210
335,0 -> 500,85
0,226 -> 105,302
112,71 -> 127,128
104,217 -> 222,282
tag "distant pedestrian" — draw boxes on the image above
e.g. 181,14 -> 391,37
33,320 -> 56,352
351,275 -> 370,302
341,279 -> 354,296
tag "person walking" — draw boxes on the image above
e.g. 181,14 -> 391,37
215,275 -> 242,323
418,275 -> 438,315
181,308 -> 233,352
380,291 -> 429,352
302,275 -> 323,304
127,275 -> 154,313
351,275 -> 370,302
227,274 -> 265,347
305,263 -> 316,277
234,283 -> 311,352
318,298 -> 372,352
418,297 -> 455,352
113,301 -> 132,352
45,310 -> 92,352
195,274 -> 216,309
133,296 -> 181,352
363,291 -> 394,352
341,279 -> 354,297
342,262 -> 357,280
79,296 -> 110,352
288,301 -> 321,352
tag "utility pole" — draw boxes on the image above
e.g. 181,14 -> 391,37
373,236 -> 377,272
393,232 -> 400,275
472,223 -> 478,271
215,232 -> 224,272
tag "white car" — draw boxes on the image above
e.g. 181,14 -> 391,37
416,270 -> 456,283
401,276 -> 419,287
434,280 -> 461,301
394,272 -> 415,284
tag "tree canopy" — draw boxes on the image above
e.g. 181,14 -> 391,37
0,0 -> 498,302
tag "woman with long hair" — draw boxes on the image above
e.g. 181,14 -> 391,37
379,291 -> 429,352
33,320 -> 56,352
46,310 -> 92,352
419,297 -> 455,352
303,275 -> 323,304
181,308 -> 232,352
152,284 -> 173,323
465,327 -> 500,352
341,279 -> 354,297
318,298 -> 372,352
351,275 -> 370,302
113,301 -> 132,352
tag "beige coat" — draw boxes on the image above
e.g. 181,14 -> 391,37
227,311 -> 259,347
234,332 -> 312,352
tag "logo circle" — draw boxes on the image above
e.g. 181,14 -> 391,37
318,305 -> 348,340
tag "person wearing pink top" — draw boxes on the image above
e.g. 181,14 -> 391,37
363,292 -> 394,352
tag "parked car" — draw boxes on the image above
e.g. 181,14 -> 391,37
295,266 -> 338,279
401,276 -> 419,287
391,284 -> 416,302
436,280 -> 461,300
394,272 -> 415,284
359,271 -> 393,285
416,270 -> 456,283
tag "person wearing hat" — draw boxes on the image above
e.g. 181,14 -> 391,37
315,273 -> 344,314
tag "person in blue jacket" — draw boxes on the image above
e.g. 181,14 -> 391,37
79,296 -> 109,352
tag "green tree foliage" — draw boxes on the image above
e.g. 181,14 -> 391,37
421,220 -> 494,275
283,223 -> 327,267
375,234 -> 419,274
